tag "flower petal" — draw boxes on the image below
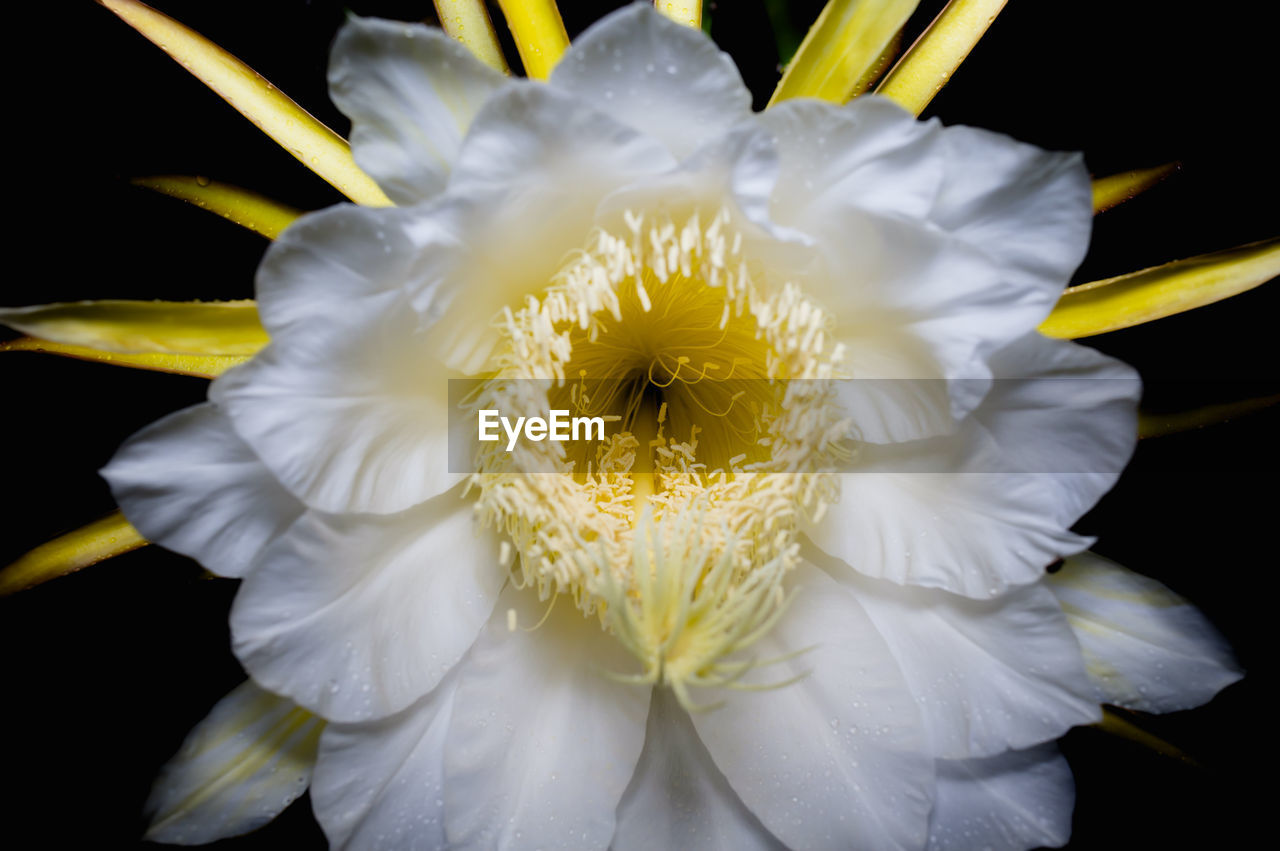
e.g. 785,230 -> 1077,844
329,16 -> 506,205
230,486 -> 502,723
212,233 -> 466,513
101,403 -> 301,578
549,4 -> 752,160
927,744 -> 1074,851
613,688 -> 785,851
443,586 -> 651,850
416,83 -> 676,373
815,550 -> 1100,758
1047,551 -> 1243,712
145,680 -> 322,845
691,561 -> 933,851
311,667 -> 461,851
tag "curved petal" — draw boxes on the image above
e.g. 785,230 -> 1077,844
230,486 -> 503,723
691,561 -> 933,851
443,586 -> 650,850
975,333 -> 1140,527
549,3 -> 751,160
416,83 -> 676,373
101,403 -> 301,578
927,744 -> 1074,851
145,680 -> 322,845
814,549 -> 1100,758
1047,552 -> 1243,713
211,289 -> 463,515
311,666 -> 462,851
329,16 -> 505,205
613,688 -> 785,851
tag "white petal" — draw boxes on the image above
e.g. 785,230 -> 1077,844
762,96 -> 944,229
311,667 -> 462,850
230,486 -> 503,723
443,586 -> 650,850
101,403 -> 301,578
927,744 -> 1074,851
809,423 -> 1090,598
145,680 -> 322,845
1047,552 -> 1243,712
329,16 -> 505,205
550,4 -> 751,160
815,550 -> 1100,758
613,688 -> 785,851
418,83 -> 675,373
932,125 -> 1093,323
211,289 -> 463,515
691,562 -> 933,851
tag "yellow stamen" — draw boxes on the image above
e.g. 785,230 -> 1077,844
876,0 -> 1008,115
1040,237 -> 1280,339
0,511 -> 146,596
98,0 -> 391,207
1091,163 -> 1180,214
131,176 -> 302,240
495,0 -> 569,80
769,0 -> 920,106
433,0 -> 511,73
0,300 -> 268,356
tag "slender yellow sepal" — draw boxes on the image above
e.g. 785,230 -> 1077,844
655,1 -> 702,29
97,0 -> 391,207
1091,162 -> 1180,214
1095,707 -> 1198,767
875,0 -> 1007,115
434,0 -> 511,73
0,301 -> 268,356
769,0 -> 920,107
495,0 -> 569,79
1039,237 -> 1280,339
0,337 -> 248,378
132,176 -> 303,240
0,512 -> 147,596
1139,393 -> 1280,439
849,28 -> 904,97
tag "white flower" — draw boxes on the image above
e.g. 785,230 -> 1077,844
100,6 -> 1241,849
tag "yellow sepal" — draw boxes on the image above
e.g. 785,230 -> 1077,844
769,0 -> 920,106
132,176 -> 302,240
655,1 -> 702,29
1139,394 -> 1279,439
0,512 -> 147,596
0,337 -> 249,378
98,0 -> 391,207
495,0 -> 569,80
0,300 -> 268,356
876,0 -> 1007,115
1091,163 -> 1180,214
1040,238 -> 1280,339
434,0 -> 511,73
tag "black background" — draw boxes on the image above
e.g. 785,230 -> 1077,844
1,1 -> 1275,848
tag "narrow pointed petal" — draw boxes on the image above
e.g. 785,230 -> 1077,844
1091,162 -> 1179,214
1095,707 -> 1197,765
769,0 -> 920,106
0,511 -> 146,596
1139,392 -> 1280,438
0,336 -> 247,378
97,0 -> 391,206
132,176 -> 303,239
655,1 -> 702,29
876,0 -> 1008,115
0,300 -> 268,356
495,0 -> 569,79
434,0 -> 511,73
146,680 -> 323,845
1039,237 -> 1280,339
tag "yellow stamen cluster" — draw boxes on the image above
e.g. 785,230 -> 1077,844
467,209 -> 850,705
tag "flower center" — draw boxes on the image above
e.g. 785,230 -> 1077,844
469,209 -> 850,706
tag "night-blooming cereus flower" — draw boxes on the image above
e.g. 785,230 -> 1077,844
96,6 -> 1240,849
